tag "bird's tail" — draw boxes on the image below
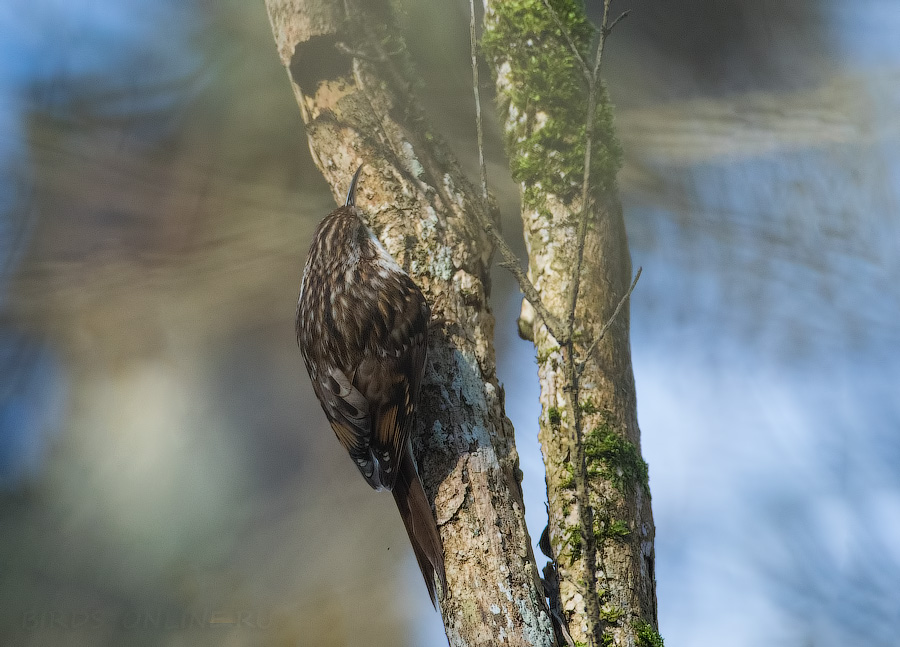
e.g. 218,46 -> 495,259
392,450 -> 447,608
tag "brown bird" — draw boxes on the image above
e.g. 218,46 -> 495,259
296,165 -> 447,606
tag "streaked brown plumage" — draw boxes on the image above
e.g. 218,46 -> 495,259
296,165 -> 446,606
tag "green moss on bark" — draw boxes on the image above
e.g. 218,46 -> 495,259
635,619 -> 665,647
584,422 -> 650,496
548,406 -> 562,427
481,0 -> 622,208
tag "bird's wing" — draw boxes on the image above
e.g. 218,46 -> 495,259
354,278 -> 430,490
311,365 -> 379,481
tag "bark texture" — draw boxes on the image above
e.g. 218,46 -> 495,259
482,2 -> 659,646
264,1 -> 556,645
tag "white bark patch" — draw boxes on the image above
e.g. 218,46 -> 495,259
421,205 -> 439,238
442,173 -> 466,208
516,598 -> 555,645
469,442 -> 498,472
430,245 -> 454,281
400,140 -> 424,178
451,348 -> 488,412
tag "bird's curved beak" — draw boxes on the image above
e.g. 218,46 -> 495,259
345,164 -> 364,207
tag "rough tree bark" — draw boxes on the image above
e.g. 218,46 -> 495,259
264,1 -> 556,645
482,2 -> 660,646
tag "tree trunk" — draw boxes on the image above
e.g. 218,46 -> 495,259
482,2 -> 660,646
264,1 -> 556,645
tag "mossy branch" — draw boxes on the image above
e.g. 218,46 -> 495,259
468,0 -> 637,352
477,1 -> 655,646
468,0 -> 569,344
554,0 -> 629,345
266,1 -> 562,643
558,5 -> 631,644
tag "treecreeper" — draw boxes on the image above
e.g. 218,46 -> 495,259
295,165 -> 447,606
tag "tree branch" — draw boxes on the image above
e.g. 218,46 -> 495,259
490,224 -> 568,342
562,3 -> 625,641
578,266 -> 642,377
541,0 -> 592,83
469,0 -> 568,344
482,1 -> 659,645
265,2 -> 555,644
605,9 -> 631,37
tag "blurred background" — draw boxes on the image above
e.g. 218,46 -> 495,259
1,0 -> 898,645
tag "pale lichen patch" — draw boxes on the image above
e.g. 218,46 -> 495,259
516,597 -> 555,646
400,140 -> 424,178
451,348 -> 488,412
429,244 -> 454,281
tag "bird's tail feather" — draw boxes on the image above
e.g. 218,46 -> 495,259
392,452 -> 447,608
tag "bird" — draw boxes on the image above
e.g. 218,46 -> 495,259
295,164 -> 447,606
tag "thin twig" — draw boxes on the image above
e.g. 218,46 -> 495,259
564,334 -> 602,647
541,0 -> 592,83
488,220 -> 567,340
561,2 -> 623,645
335,41 -> 387,63
566,0 -> 612,344
594,266 -> 641,350
566,0 -> 621,346
470,0 -> 489,201
577,267 -> 642,376
604,9 -> 631,37
469,0 -> 567,343
566,104 -> 595,341
592,0 -> 612,81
